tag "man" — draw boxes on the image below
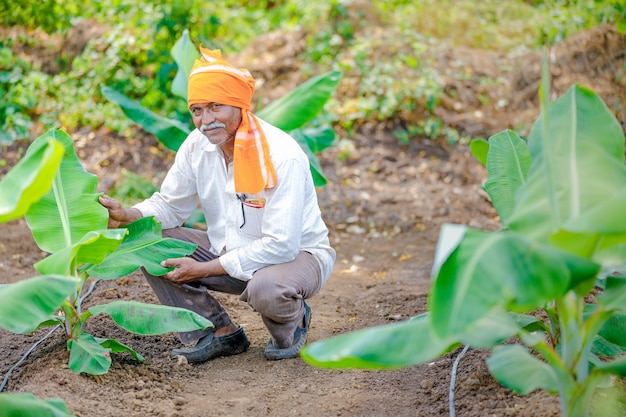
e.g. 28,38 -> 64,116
99,48 -> 335,362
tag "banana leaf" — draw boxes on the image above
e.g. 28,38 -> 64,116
301,313 -> 457,369
0,133 -> 64,223
35,229 -> 127,276
487,345 -> 559,395
0,275 -> 78,334
67,333 -> 112,375
96,337 -> 144,362
257,70 -> 342,133
430,225 -> 599,339
469,138 -> 489,167
291,127 -> 336,187
100,85 -> 191,151
88,300 -> 213,335
0,393 -> 75,417
25,129 -> 109,254
507,85 -> 626,244
170,28 -> 200,100
83,216 -> 197,279
483,130 -> 531,226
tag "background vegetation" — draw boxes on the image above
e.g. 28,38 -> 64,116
0,0 -> 623,149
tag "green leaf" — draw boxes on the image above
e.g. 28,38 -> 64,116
0,133 -> 64,223
291,128 -> 331,187
0,393 -> 75,417
484,130 -> 531,226
469,138 -> 489,167
595,354 -> 626,376
96,337 -> 144,362
84,217 -> 196,279
257,71 -> 342,132
170,29 -> 200,100
458,309 -> 521,348
507,85 -> 626,244
598,275 -> 626,310
300,126 -> 337,154
67,333 -> 112,375
597,312 -> 626,348
508,312 -> 551,334
430,227 -> 597,338
35,229 -> 127,275
25,130 -> 109,254
592,335 -> 626,357
101,85 -> 191,151
89,300 -> 213,335
0,275 -> 77,334
487,345 -> 559,395
301,313 -> 458,369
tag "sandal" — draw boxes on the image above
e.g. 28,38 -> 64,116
264,302 -> 311,360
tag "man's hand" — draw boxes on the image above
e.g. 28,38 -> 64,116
161,257 -> 227,284
99,195 -> 142,228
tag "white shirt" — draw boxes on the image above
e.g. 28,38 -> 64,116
133,118 -> 336,285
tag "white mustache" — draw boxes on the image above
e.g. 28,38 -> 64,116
201,122 -> 226,132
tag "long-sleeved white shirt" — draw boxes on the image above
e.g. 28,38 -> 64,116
133,118 -> 336,286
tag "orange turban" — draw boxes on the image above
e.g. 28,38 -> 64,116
188,48 -> 276,194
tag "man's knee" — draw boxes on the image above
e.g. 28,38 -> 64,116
244,275 -> 298,316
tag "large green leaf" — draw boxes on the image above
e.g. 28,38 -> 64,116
170,29 -> 200,100
430,225 -> 598,338
24,130 -> 109,254
457,308 -> 521,348
0,275 -> 78,334
484,130 -> 531,226
0,133 -> 64,223
257,71 -> 342,132
487,345 -> 559,395
300,313 -> 458,369
67,333 -> 111,375
100,85 -> 191,151
507,85 -> 626,244
88,300 -> 213,335
0,393 -> 75,417
83,217 -> 197,279
35,229 -> 127,275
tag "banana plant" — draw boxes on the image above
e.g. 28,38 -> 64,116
0,128 -> 213,377
101,29 -> 341,187
302,74 -> 626,416
0,134 -> 77,415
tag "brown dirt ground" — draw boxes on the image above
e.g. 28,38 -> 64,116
1,23 -> 625,417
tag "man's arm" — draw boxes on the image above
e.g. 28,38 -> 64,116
99,195 -> 143,228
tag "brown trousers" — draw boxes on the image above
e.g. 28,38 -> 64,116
142,227 -> 323,347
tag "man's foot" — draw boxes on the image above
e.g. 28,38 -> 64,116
172,325 -> 249,363
264,302 -> 311,360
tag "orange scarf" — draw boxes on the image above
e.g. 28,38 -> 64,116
188,48 -> 276,194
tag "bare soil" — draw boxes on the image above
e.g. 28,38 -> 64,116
1,23 -> 625,417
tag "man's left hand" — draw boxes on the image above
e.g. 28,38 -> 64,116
161,257 -> 227,284
161,257 -> 206,284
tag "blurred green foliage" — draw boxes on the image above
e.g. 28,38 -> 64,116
0,0 -> 622,148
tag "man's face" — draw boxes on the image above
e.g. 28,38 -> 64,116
190,102 -> 242,146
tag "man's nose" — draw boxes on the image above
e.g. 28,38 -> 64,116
201,109 -> 215,124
